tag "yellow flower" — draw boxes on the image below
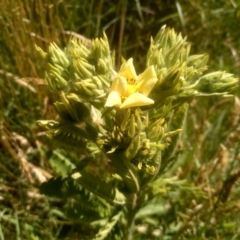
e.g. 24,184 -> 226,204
105,58 -> 157,109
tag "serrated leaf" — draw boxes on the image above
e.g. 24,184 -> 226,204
66,198 -> 108,221
160,103 -> 188,174
71,170 -> 126,205
39,177 -> 65,197
93,210 -> 122,240
40,176 -> 89,198
51,130 -> 87,149
107,151 -> 140,193
49,150 -> 76,176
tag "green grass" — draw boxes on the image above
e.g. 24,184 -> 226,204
0,0 -> 240,239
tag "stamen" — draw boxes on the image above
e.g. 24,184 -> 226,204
128,78 -> 136,84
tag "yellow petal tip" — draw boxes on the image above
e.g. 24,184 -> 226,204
105,91 -> 122,107
120,92 -> 154,109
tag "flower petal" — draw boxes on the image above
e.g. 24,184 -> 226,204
137,66 -> 158,96
118,58 -> 137,80
110,75 -> 128,96
120,92 -> 154,109
105,91 -> 122,107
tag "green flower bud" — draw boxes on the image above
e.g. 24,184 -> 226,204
163,129 -> 182,139
97,58 -> 109,74
68,39 -> 90,59
73,59 -> 93,79
49,43 -> 69,66
128,113 -> 136,138
35,44 -> 47,58
148,118 -> 165,140
135,109 -> 143,132
164,41 -> 188,67
125,135 -> 140,160
120,109 -> 131,132
187,54 -> 209,73
46,72 -> 68,92
196,71 -> 238,94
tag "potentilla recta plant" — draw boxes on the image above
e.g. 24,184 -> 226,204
37,26 -> 238,239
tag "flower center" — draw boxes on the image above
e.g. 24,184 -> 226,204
125,78 -> 138,96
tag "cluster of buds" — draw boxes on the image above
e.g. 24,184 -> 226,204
38,26 -> 238,194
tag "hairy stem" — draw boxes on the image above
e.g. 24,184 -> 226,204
125,193 -> 138,240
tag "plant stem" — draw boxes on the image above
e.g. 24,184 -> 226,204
126,193 -> 138,240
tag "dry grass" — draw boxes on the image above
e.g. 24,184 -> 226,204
0,0 -> 240,239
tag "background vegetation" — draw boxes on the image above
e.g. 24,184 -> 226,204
0,0 -> 240,239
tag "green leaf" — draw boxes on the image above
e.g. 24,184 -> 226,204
49,150 -> 76,176
93,210 -> 122,240
66,197 -> 110,221
39,177 -> 89,198
39,177 -> 65,197
71,170 -> 126,205
135,200 -> 168,219
196,71 -> 238,94
56,93 -> 91,122
38,120 -> 97,145
107,151 -> 140,193
50,129 -> 88,149
160,103 -> 188,174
